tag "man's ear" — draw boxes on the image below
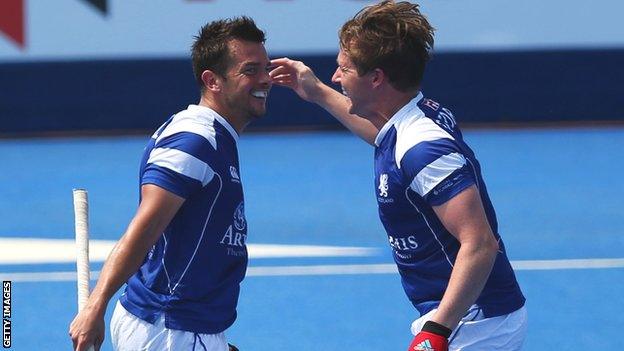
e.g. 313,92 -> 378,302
201,70 -> 222,92
371,68 -> 385,89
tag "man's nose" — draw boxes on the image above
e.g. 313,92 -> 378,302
260,69 -> 272,86
331,67 -> 341,84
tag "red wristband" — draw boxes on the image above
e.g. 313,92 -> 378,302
408,331 -> 448,351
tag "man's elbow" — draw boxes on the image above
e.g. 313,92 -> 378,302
488,233 -> 500,251
466,231 -> 499,259
481,233 -> 500,261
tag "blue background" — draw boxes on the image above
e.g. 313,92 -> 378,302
1,128 -> 623,350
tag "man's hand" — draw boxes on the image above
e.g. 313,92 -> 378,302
270,57 -> 379,145
408,321 -> 451,351
69,303 -> 105,351
270,57 -> 323,103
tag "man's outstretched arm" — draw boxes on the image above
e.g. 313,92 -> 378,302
270,57 -> 378,145
69,184 -> 184,351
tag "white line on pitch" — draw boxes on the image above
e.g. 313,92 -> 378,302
510,258 -> 624,270
0,238 -> 378,264
1,258 -> 623,282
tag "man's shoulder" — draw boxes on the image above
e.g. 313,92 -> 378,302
416,97 -> 460,135
417,97 -> 445,116
155,109 -> 218,150
392,111 -> 456,167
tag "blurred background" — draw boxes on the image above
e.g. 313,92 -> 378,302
2,0 -> 623,135
1,1 -> 623,350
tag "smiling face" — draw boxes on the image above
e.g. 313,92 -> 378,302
218,39 -> 272,126
331,49 -> 376,118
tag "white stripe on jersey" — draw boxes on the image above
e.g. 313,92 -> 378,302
394,113 -> 456,169
375,92 -> 423,147
155,112 -> 218,150
147,147 -> 215,186
410,152 -> 467,196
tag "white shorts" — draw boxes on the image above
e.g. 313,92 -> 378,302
110,301 -> 230,351
411,305 -> 528,351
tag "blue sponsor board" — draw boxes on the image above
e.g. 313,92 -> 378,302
1,48 -> 623,136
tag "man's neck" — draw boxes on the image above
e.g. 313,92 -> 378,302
366,90 -> 420,130
198,97 -> 247,134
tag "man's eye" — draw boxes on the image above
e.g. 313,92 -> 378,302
244,68 -> 257,75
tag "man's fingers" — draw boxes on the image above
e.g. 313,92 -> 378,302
269,65 -> 290,78
271,73 -> 291,81
272,80 -> 294,88
270,57 -> 291,65
270,57 -> 306,72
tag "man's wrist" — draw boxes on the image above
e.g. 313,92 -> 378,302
421,320 -> 452,339
84,293 -> 109,316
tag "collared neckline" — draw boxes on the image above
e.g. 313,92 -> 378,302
374,92 -> 424,147
187,104 -> 239,142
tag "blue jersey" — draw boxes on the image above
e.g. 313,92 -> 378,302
120,104 -> 248,334
374,93 -> 525,318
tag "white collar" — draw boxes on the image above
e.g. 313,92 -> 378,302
374,92 -> 424,147
187,104 -> 239,142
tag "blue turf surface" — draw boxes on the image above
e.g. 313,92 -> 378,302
1,127 -> 623,350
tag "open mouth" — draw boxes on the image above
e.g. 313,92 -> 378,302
251,90 -> 268,99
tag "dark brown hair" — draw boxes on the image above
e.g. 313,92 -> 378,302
191,17 -> 265,88
339,1 -> 434,91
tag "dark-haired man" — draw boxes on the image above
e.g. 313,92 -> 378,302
69,17 -> 271,351
270,1 -> 526,350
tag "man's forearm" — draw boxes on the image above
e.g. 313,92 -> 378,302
86,184 -> 185,312
312,84 -> 378,145
85,227 -> 156,317
88,235 -> 150,307
430,241 -> 498,329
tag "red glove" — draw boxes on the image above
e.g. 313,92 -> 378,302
407,321 -> 452,351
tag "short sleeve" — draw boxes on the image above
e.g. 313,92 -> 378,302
142,131 -> 216,198
401,138 -> 474,206
425,166 -> 475,206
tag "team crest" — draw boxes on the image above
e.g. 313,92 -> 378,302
378,173 -> 389,197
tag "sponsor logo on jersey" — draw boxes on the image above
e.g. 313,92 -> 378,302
219,226 -> 247,248
220,201 -> 248,255
388,235 -> 418,251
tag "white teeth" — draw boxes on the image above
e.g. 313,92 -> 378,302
251,91 -> 268,98
341,88 -> 348,96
